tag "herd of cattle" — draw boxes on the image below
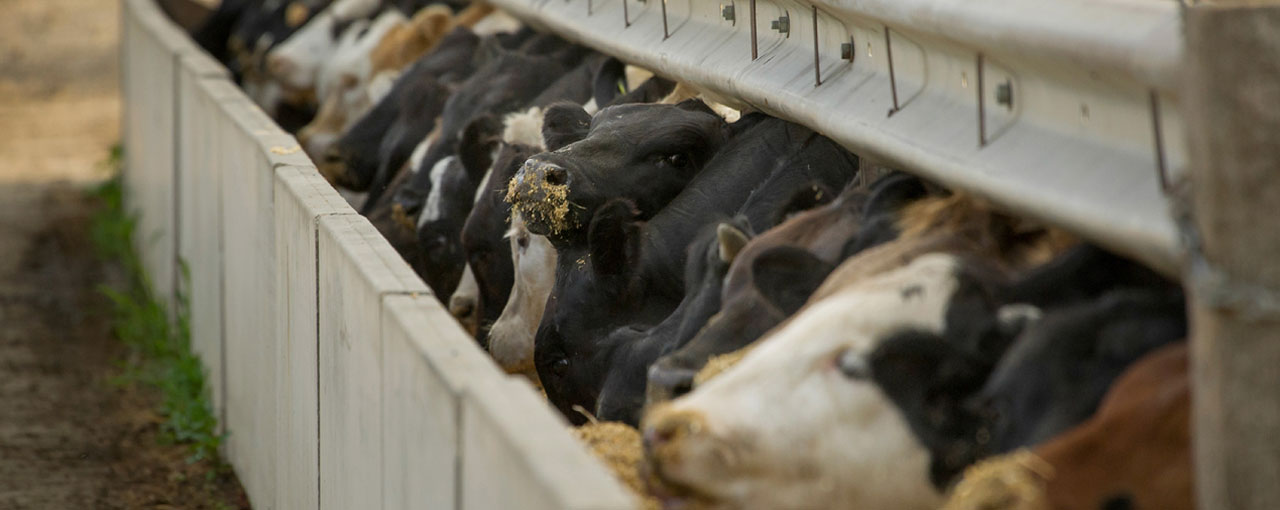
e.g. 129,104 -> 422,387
194,1 -> 1194,508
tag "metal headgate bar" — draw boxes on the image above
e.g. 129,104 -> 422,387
490,0 -> 1187,276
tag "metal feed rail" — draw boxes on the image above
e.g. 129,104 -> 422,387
488,0 -> 1187,275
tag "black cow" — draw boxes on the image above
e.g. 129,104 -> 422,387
534,114 -> 859,424
977,289 -> 1186,454
385,35 -> 590,222
508,100 -> 737,245
458,142 -> 540,340
320,26 -> 484,199
644,173 -> 930,404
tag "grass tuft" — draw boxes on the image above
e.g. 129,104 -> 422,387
89,145 -> 227,474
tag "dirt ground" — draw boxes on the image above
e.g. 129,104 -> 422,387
0,1 -> 248,508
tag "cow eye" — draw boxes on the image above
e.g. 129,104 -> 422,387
836,349 -> 869,380
517,234 -> 529,250
664,153 -> 690,168
551,357 -> 570,377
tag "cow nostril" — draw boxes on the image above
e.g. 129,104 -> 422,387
671,379 -> 693,398
650,365 -> 698,401
544,166 -> 567,186
1101,493 -> 1134,510
643,409 -> 707,453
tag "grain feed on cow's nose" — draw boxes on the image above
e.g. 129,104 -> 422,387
940,449 -> 1053,510
505,167 -> 577,236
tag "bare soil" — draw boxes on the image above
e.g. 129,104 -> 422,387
0,1 -> 249,508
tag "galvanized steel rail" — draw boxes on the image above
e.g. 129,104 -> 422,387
490,0 -> 1187,275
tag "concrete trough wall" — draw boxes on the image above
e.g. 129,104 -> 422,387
120,0 -> 634,508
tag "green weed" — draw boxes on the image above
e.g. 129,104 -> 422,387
89,146 -> 227,474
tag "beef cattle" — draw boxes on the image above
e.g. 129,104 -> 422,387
204,0 -> 332,129
444,58 -> 644,339
942,342 -> 1191,510
298,4 -> 498,161
641,254 -> 1031,510
319,26 -> 492,195
368,3 -> 490,76
407,112 -> 504,299
487,211 -> 557,375
264,0 -> 382,99
454,116 -> 545,344
383,35 -> 589,221
970,286 -> 1186,454
507,100 -> 735,244
645,173 -> 927,405
297,8 -> 408,158
532,114 -> 858,425
481,77 -> 681,368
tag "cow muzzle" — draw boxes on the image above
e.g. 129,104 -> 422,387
506,159 -> 575,237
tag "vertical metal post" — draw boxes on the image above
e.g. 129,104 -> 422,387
812,6 -> 821,86
1184,5 -> 1280,510
750,0 -> 758,60
661,0 -> 669,39
885,26 -> 899,116
977,53 -> 986,147
623,0 -> 630,28
1150,90 -> 1169,192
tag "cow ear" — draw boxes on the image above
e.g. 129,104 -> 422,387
458,114 -> 503,184
588,199 -> 641,276
542,102 -> 592,151
716,223 -> 751,264
865,172 -> 930,217
752,246 -> 836,315
866,332 -> 991,488
673,98 -> 719,117
591,57 -> 627,106
606,76 -> 677,108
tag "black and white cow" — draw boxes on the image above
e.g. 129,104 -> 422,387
532,113 -> 859,424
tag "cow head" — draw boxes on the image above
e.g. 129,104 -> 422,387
488,212 -> 557,375
461,140 -> 541,343
411,115 -> 502,299
641,254 -> 1030,510
594,221 -> 749,425
534,199 -> 676,423
974,288 -> 1185,453
508,100 -> 731,243
264,0 -> 380,99
645,245 -> 837,405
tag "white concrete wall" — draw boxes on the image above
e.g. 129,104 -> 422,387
176,54 -> 234,421
122,1 -> 635,509
274,165 -> 355,510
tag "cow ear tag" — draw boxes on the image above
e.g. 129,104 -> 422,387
716,223 -> 750,264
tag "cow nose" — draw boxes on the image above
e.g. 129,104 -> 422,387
520,160 -> 567,186
266,53 -> 294,80
647,363 -> 697,403
543,165 -> 567,186
643,408 -> 707,453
